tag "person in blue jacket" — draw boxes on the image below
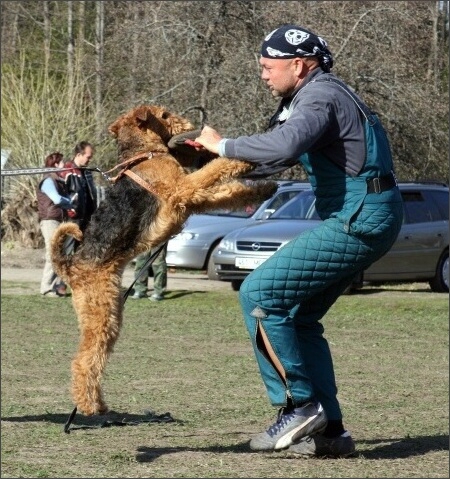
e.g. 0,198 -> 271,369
194,24 -> 403,458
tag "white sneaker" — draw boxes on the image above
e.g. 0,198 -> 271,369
149,293 -> 164,302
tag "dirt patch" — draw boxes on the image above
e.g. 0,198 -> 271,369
1,241 -> 45,269
1,240 -> 231,293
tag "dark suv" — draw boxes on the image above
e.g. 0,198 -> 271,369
213,182 -> 449,292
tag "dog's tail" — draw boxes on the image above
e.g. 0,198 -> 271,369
51,222 -> 83,278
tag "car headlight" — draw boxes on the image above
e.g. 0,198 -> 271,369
174,232 -> 198,241
218,238 -> 235,251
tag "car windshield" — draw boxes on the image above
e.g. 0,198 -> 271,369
268,191 -> 319,220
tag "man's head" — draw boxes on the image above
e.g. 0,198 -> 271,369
73,141 -> 94,167
259,24 -> 333,98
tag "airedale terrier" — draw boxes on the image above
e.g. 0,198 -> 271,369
51,104 -> 277,416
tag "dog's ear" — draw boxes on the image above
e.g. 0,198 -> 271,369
134,106 -> 154,128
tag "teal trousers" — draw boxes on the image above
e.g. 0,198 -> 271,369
239,199 -> 403,420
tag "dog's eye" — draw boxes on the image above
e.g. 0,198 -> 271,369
161,112 -> 170,120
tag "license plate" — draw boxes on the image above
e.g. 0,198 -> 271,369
235,257 -> 267,270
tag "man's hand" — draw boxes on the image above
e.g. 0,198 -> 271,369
194,126 -> 223,155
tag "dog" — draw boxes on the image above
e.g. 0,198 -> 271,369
51,104 -> 277,416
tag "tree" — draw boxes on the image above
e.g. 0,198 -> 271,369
1,1 -> 448,245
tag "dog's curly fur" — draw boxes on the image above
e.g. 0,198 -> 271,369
51,104 -> 277,416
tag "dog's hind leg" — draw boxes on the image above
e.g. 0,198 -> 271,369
70,263 -> 124,415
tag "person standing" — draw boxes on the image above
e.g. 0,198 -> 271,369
37,152 -> 75,297
60,141 -> 97,254
132,243 -> 168,301
194,24 -> 403,457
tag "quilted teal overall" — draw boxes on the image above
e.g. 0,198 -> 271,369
239,80 -> 404,421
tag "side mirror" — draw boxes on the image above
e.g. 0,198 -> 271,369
260,209 -> 275,220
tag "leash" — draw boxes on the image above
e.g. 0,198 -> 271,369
2,153 -> 162,197
1,166 -> 110,179
122,242 -> 167,301
0,152 -> 154,184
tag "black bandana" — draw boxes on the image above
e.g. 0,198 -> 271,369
261,24 -> 334,73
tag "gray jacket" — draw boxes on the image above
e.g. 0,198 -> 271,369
222,68 -> 367,178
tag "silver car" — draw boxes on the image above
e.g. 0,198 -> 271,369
213,183 -> 449,292
166,180 -> 310,279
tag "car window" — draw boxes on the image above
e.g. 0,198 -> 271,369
269,191 -> 319,220
427,190 -> 449,220
204,204 -> 262,218
402,190 -> 445,224
265,190 -> 302,211
253,187 -> 309,220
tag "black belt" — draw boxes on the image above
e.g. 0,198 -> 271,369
366,172 -> 397,194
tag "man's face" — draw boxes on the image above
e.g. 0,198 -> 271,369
75,146 -> 94,166
259,57 -> 302,98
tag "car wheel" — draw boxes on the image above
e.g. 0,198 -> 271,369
206,244 -> 221,281
231,280 -> 243,291
429,249 -> 449,293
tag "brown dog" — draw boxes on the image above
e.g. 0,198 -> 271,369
51,104 -> 277,416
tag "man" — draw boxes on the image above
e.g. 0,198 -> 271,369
61,141 -> 97,253
194,24 -> 403,458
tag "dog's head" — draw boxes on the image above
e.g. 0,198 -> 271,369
108,105 -> 196,159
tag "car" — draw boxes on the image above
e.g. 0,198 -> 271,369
165,180 -> 310,279
212,182 -> 449,293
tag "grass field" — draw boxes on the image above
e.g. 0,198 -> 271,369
1,282 -> 449,478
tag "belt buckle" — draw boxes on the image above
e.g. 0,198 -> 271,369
373,177 -> 381,194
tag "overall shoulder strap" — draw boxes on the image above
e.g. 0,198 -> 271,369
311,76 -> 376,125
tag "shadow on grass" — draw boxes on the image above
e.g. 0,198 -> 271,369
357,434 -> 449,459
165,290 -> 207,300
135,434 -> 449,462
350,288 -> 432,295
121,289 -> 207,301
348,282 -> 432,295
2,411 -> 447,460
1,410 -> 182,432
136,442 -> 252,461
